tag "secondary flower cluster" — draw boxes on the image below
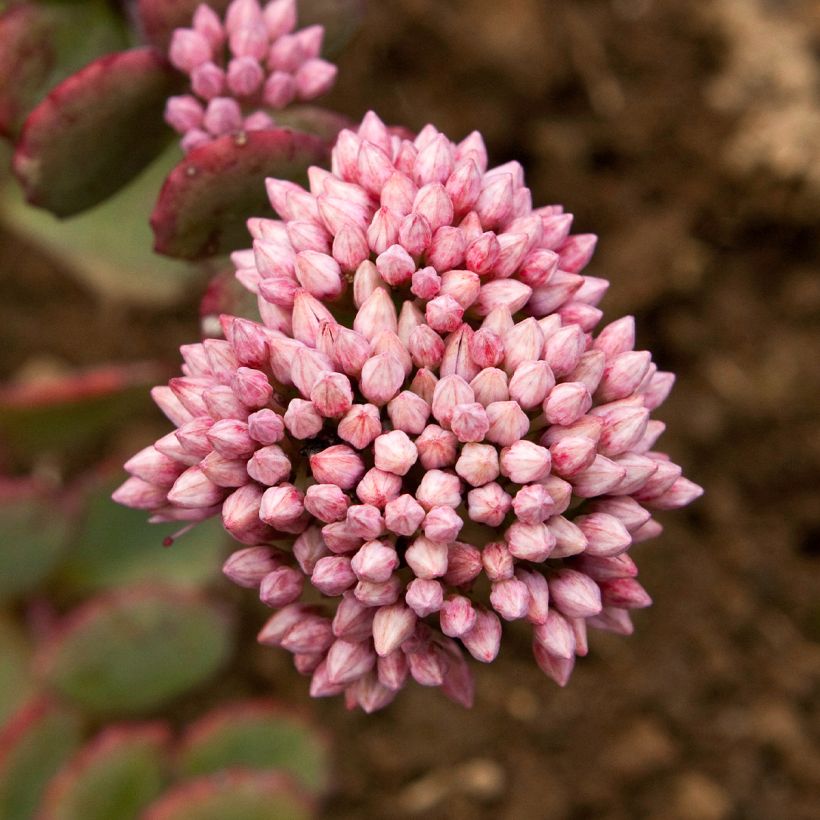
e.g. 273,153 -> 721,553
114,111 -> 701,711
164,0 -> 337,152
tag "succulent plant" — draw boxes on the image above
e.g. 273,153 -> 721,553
1,0 -> 363,258
114,111 -> 703,711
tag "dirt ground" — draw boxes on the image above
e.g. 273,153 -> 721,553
3,0 -> 820,817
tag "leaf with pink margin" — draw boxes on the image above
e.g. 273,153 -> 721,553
176,700 -> 330,794
0,0 -> 128,139
13,47 -> 178,217
37,723 -> 171,820
0,698 -> 83,820
151,128 -> 327,259
142,770 -> 314,820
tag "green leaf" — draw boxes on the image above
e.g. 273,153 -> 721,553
38,723 -> 171,820
0,149 -> 206,306
57,478 -> 227,597
37,586 -> 233,716
13,47 -> 178,216
177,702 -> 330,795
0,0 -> 128,139
0,365 -> 159,461
151,128 -> 328,259
142,771 -> 314,820
0,699 -> 83,820
0,617 -> 33,725
0,481 -> 71,602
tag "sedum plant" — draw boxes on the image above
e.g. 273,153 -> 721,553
114,104 -> 703,711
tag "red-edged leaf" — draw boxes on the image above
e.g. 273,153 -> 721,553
13,47 -> 178,217
0,0 -> 127,139
151,127 -> 328,259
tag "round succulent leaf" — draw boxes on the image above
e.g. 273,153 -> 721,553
36,586 -> 233,716
0,0 -> 128,138
13,47 -> 179,217
57,478 -> 226,597
0,365 -> 159,462
0,699 -> 83,820
0,480 -> 71,602
137,0 -> 232,49
0,148 -> 205,306
176,701 -> 330,794
0,617 -> 33,725
37,723 -> 171,820
142,770 -> 314,820
151,128 -> 328,259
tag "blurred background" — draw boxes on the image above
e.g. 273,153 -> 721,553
1,0 -> 819,818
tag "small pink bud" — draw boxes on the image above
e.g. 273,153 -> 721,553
345,505 -> 385,539
423,506 -> 463,543
226,55 -> 264,96
515,568 -> 550,625
372,331 -> 412,376
332,223 -> 370,270
610,452 -> 662,496
353,286 -> 398,342
311,555 -> 357,595
375,244 -> 415,286
587,496 -> 651,532
415,424 -> 458,469
428,228 -> 467,272
431,374 -> 474,428
405,579 -> 444,618
407,641 -> 448,687
470,368 -> 509,406
485,400 -> 529,446
426,294 -> 464,334
396,212 -> 431,255
304,483 -> 350,523
475,173 -> 513,229
415,469 -> 462,511
260,566 -> 303,607
246,445 -> 291,486
540,413 -> 603,447
350,539 -> 398,582
571,455 -> 627,498
377,649 -> 409,690
263,0 -> 296,37
295,58 -> 337,99
258,603 -> 316,646
512,483 -> 554,524
281,614 -> 334,654
384,493 -> 426,536
529,272 -> 584,317
588,606 -> 634,635
203,96 -> 243,136
574,512 -> 632,556
202,386 -> 246,421
557,233 -> 597,272
506,521 -> 555,562
223,546 -> 281,588
373,430 -> 418,476
169,28 -> 212,72
482,541 -> 514,581
247,409 -> 284,444
508,361 -> 554,409
356,468 -> 402,508
594,316 -> 635,358
599,578 -> 653,609
467,482 -> 511,526
167,467 -> 224,508
539,212 -> 573,248
337,403 -> 382,449
365,207 -> 400,255
405,535 -> 449,578
541,476 -> 573,514
310,445 -> 366,490
439,595 -> 477,637
309,661 -> 345,698
410,266 -> 441,300
533,609 -> 575,659
549,436 -> 597,478
455,442 -> 499,487
260,483 -> 304,529
543,324 -> 586,377
360,354 -> 404,406
191,61 -> 226,100
547,515 -> 588,558
574,553 -> 638,582
193,4 -> 225,49
283,398 -> 323,439
263,71 -> 296,108
387,391 -> 430,435
124,446 -> 185,487
294,250 -> 342,300
444,542 -> 483,586
532,641 -> 575,686
291,291 -> 334,346
518,248 -> 559,287
596,350 -> 652,402
543,381 -> 592,426
500,440 -> 551,483
325,639 -> 376,686
548,569 -> 602,618
321,521 -> 362,554
413,182 -> 453,232
165,95 -> 204,134
290,345 -> 333,397
493,232 -> 529,278
643,476 -> 703,510
332,592 -> 375,641
491,578 -> 530,621
450,402 -> 489,443
409,367 -> 438,404
407,325 -> 444,370
641,370 -> 675,410
597,406 -> 650,457
310,372 -> 354,419
468,328 -> 504,370
461,607 -> 502,662
373,603 -> 417,656
354,576 -> 402,606
446,159 -> 482,214
222,484 -> 269,544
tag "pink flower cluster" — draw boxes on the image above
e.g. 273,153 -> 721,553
164,0 -> 337,152
115,111 -> 702,711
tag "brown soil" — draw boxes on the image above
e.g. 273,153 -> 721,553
3,0 -> 820,817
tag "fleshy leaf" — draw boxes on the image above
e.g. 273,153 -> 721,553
142,771 -> 314,820
0,699 -> 83,820
151,128 -> 327,259
56,478 -> 227,597
38,723 -> 171,820
0,480 -> 71,602
0,617 -> 33,725
0,148 -> 205,306
36,586 -> 233,716
176,701 -> 330,794
0,364 -> 159,461
13,47 -> 178,216
0,0 -> 128,138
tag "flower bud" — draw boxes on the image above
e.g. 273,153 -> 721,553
455,442 -> 500,487
548,569 -> 602,618
337,404 -> 382,449
511,483 -> 554,525
515,568 -> 550,625
461,607 -> 502,663
283,398 -> 323,439
405,579 -> 444,618
467,482 -> 512,526
415,469 -> 462,511
374,430 -> 418,476
500,440 -> 551,484
491,578 -> 530,621
573,512 -> 632,556
350,539 -> 398,582
485,401 -> 529,446
387,390 -> 430,435
373,604 -> 417,656
470,368 -> 509,406
246,445 -> 291,486
260,566 -> 304,607
304,484 -> 350,523
356,468 -> 402,508
310,445 -> 366,490
311,555 -> 356,595
223,546 -> 281,588
423,506 -> 463,543
415,424 -> 458,469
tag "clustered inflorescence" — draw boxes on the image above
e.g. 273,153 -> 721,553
115,109 -> 702,712
164,0 -> 337,152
